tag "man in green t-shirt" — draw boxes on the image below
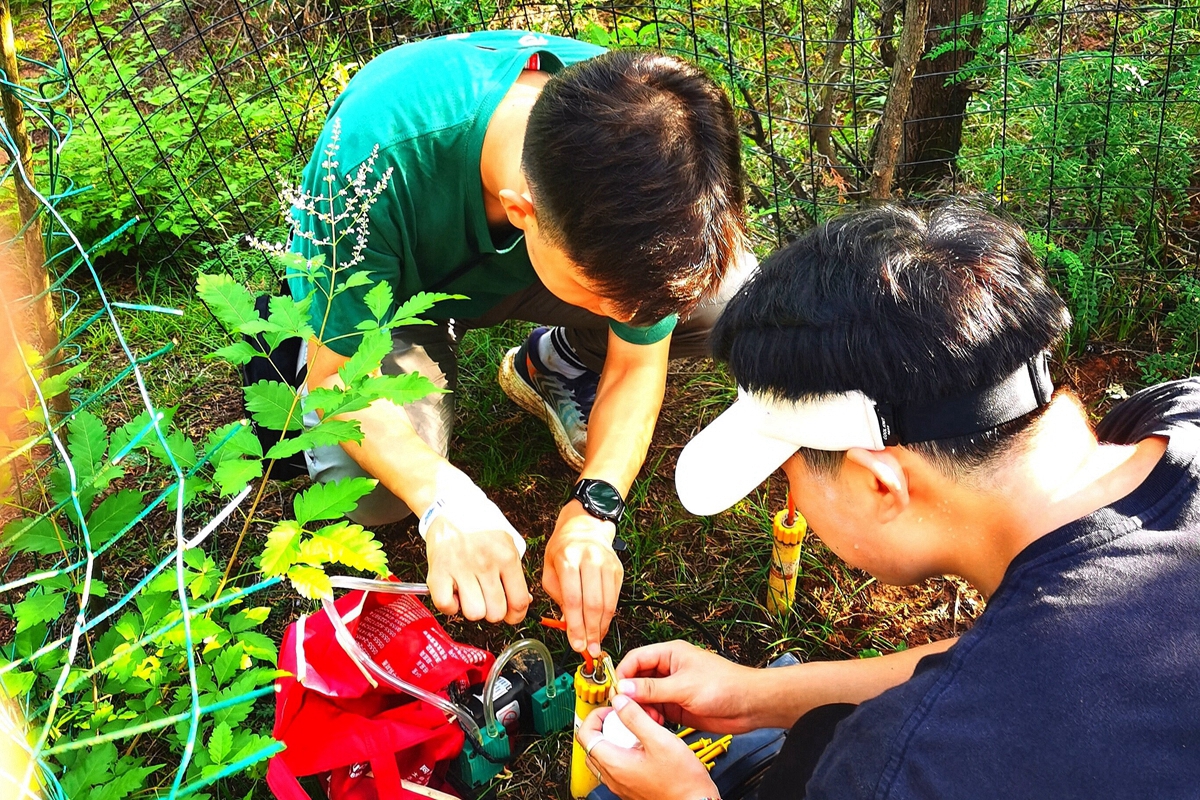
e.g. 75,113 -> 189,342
290,30 -> 751,656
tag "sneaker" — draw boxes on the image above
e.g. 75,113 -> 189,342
498,327 -> 598,470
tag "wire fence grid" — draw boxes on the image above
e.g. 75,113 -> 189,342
0,0 -> 1197,798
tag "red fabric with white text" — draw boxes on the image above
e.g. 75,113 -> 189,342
267,586 -> 493,800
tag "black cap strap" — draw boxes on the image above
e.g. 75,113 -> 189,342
877,352 -> 1053,446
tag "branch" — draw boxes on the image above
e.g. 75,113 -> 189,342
812,0 -> 859,192
867,0 -> 930,199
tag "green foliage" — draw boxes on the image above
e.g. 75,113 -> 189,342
1140,276 -> 1200,383
959,5 -> 1200,361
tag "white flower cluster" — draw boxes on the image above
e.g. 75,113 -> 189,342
251,117 -> 395,285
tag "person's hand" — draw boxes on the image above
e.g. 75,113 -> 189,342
542,500 -> 622,655
615,640 -> 764,734
577,695 -> 718,800
425,508 -> 531,625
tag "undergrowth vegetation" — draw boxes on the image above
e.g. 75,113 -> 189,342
1,0 -> 1196,797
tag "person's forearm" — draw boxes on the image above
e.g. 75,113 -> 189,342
307,338 -> 454,516
581,335 -> 669,494
747,638 -> 958,729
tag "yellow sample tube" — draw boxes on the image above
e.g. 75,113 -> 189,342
570,660 -> 613,798
766,500 -> 807,614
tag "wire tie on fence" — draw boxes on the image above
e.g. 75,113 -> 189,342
185,484 -> 253,549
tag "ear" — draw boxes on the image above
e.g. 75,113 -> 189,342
843,448 -> 910,522
499,188 -> 536,232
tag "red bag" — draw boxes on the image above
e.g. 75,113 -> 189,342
267,585 -> 494,800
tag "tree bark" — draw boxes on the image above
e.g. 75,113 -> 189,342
868,0 -> 930,199
897,0 -> 988,190
0,0 -> 63,409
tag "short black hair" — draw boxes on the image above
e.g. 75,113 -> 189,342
712,201 -> 1072,477
523,50 -> 745,323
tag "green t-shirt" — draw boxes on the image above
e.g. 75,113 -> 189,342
288,30 -> 678,356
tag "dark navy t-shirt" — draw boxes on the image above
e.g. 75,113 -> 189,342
805,379 -> 1200,799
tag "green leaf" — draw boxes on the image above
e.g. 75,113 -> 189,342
60,740 -> 118,795
2,517 -> 69,555
212,458 -> 263,497
110,407 -> 177,460
362,280 -> 393,321
361,372 -> 443,407
299,521 -> 388,575
387,291 -> 461,327
85,489 -> 145,548
260,520 -> 302,577
244,380 -> 303,432
72,579 -> 108,598
208,722 -> 233,765
36,360 -> 90,400
14,590 -> 67,633
213,644 -> 244,687
236,631 -> 278,662
166,475 -> 210,511
301,386 -> 372,419
67,410 -> 109,481
226,607 -> 270,633
293,477 -> 377,527
205,421 -> 263,466
206,341 -> 261,366
265,419 -> 363,460
334,271 -> 373,293
147,429 -> 198,471
337,328 -> 392,386
268,294 -> 315,342
197,273 -> 261,333
287,564 -> 333,600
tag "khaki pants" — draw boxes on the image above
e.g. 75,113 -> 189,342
302,255 -> 757,525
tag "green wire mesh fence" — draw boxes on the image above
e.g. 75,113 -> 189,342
1,0 -> 1198,797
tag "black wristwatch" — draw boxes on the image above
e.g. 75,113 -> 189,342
571,479 -> 626,524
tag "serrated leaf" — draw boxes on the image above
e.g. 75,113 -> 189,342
147,429 -> 198,471
387,291 -> 461,327
301,386 -> 372,419
362,281 -> 394,321
207,722 -> 233,765
36,361 -> 90,400
166,475 -> 210,512
205,421 -> 263,466
85,489 -> 144,548
14,590 -> 66,633
299,521 -> 388,575
337,328 -> 392,386
212,458 -> 263,497
213,644 -> 244,687
1,516 -> 69,555
287,564 -> 333,599
361,372 -> 443,407
264,419 -> 363,460
335,271 -> 374,293
260,520 -> 302,577
60,740 -> 118,795
268,295 -> 315,342
227,607 -> 270,633
110,407 -> 177,460
67,410 -> 109,482
293,477 -> 377,527
197,273 -> 261,334
244,381 -> 303,432
206,341 -> 261,366
237,631 -> 278,662
72,579 -> 108,598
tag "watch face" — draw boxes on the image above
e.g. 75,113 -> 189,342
582,481 -> 623,518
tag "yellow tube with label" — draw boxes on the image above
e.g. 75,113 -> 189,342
570,660 -> 613,798
766,504 -> 807,613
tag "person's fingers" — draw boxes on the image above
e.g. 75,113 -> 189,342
615,673 -> 687,708
576,707 -> 612,777
542,560 -> 563,604
558,564 -> 587,653
477,570 -> 508,624
500,556 -> 532,625
427,570 -> 459,616
599,556 -> 622,643
456,575 -> 487,621
581,557 -> 606,656
611,695 -> 672,747
615,642 -> 682,682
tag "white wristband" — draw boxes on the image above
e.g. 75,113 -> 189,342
417,472 -> 526,559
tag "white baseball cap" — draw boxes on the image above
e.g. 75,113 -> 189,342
675,388 -> 888,516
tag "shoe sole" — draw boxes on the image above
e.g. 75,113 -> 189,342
498,346 -> 586,472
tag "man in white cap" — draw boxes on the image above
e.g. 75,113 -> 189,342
575,202 -> 1200,800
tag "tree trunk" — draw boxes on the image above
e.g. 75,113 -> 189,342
897,0 -> 987,190
869,0 -> 930,199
